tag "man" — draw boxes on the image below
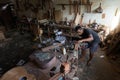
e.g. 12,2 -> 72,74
74,26 -> 100,65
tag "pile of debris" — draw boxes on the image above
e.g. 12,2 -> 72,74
100,31 -> 120,69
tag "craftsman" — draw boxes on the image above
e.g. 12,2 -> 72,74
74,26 -> 100,65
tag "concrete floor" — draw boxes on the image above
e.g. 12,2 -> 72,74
77,48 -> 120,80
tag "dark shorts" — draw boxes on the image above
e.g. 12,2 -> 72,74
79,42 -> 99,54
89,42 -> 99,53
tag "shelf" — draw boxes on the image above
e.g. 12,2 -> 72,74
56,3 -> 92,6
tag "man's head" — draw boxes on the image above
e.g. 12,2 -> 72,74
75,26 -> 84,35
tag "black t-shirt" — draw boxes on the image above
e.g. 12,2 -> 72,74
80,29 -> 90,39
80,28 -> 100,44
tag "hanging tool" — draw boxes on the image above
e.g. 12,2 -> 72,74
89,19 -> 91,25
102,13 -> 106,19
69,0 -> 72,15
86,0 -> 92,13
89,2 -> 92,13
95,2 -> 103,13
80,13 -> 84,25
78,0 -> 81,15
24,0 -> 31,10
75,1 -> 78,14
73,1 -> 75,14
115,8 -> 118,16
73,1 -> 78,15
62,4 -> 65,10
15,0 -> 20,10
76,0 -> 79,14
53,7 -> 55,20
73,1 -> 78,23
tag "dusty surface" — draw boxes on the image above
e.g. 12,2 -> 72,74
0,31 -> 120,80
77,48 -> 120,80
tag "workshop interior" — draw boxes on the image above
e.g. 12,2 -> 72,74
0,0 -> 120,80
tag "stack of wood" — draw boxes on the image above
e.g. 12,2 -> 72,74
105,31 -> 120,55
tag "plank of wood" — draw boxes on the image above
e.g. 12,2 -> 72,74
75,13 -> 81,25
42,43 -> 62,51
115,8 -> 118,16
49,73 -> 63,80
55,10 -> 63,22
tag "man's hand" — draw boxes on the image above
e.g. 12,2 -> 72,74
78,40 -> 83,43
74,43 -> 79,51
74,40 -> 83,50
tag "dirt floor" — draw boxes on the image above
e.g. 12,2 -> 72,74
77,48 -> 120,80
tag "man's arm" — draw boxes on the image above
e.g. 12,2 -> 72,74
78,34 -> 93,43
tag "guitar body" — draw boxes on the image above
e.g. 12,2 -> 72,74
1,67 -> 36,80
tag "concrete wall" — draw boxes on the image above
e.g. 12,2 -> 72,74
55,0 -> 120,32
